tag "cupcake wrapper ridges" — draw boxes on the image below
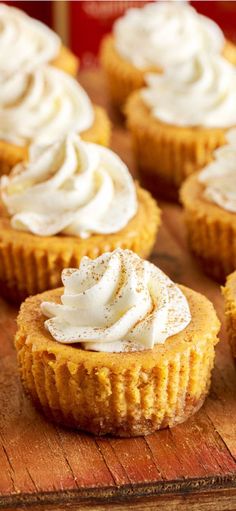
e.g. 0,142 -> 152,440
180,176 -> 236,282
125,92 -> 227,195
0,187 -> 160,301
15,311 -> 217,437
223,272 -> 236,359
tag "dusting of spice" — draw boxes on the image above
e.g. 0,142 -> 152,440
41,249 -> 191,353
0,134 -> 137,238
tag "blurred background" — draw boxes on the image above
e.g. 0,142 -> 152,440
6,1 -> 236,68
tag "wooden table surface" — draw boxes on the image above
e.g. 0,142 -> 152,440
1,71 -> 236,511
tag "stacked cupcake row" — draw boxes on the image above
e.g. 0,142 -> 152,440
101,2 -> 236,192
101,2 -> 236,367
101,1 -> 236,283
0,4 -> 162,437
0,3 -> 111,175
0,3 -> 162,301
101,2 -> 236,368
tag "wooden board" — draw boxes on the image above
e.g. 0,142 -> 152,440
1,71 -> 236,511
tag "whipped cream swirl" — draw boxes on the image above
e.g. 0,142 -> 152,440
114,2 -> 224,70
41,249 -> 191,353
199,129 -> 236,212
0,4 -> 60,76
0,134 -> 137,238
142,54 -> 236,128
0,66 -> 94,146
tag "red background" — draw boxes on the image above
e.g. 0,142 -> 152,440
6,1 -> 236,68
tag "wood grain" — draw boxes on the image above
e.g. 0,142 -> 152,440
0,70 -> 236,511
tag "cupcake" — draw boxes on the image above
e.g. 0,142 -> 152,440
0,65 -> 111,175
180,130 -> 236,281
0,3 -> 78,77
100,1 -> 236,109
0,134 -> 160,301
223,271 -> 236,360
15,248 -> 220,436
126,53 -> 236,200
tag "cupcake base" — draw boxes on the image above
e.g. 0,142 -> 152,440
15,285 -> 219,437
100,35 -> 155,109
81,105 -> 111,147
30,389 -> 208,437
180,173 -> 236,282
222,271 -> 236,360
0,105 -> 111,176
52,45 -> 79,77
0,186 -> 160,302
125,92 -> 228,200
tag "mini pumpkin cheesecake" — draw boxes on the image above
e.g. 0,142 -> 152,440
0,66 -> 110,175
0,134 -> 160,301
181,130 -> 236,281
0,3 -> 78,77
101,1 -> 236,109
15,248 -> 220,437
223,271 -> 236,361
126,53 -> 236,200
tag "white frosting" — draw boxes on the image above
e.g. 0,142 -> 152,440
114,2 -> 224,70
199,129 -> 236,212
142,54 -> 236,128
0,134 -> 137,238
0,3 -> 60,76
0,66 -> 94,146
41,249 -> 191,353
